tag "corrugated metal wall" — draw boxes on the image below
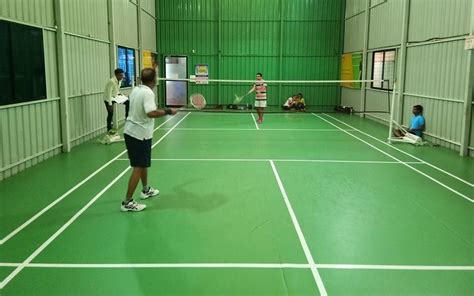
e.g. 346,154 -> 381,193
368,0 -> 403,49
64,0 -> 109,40
344,13 -> 365,53
63,0 -> 111,147
471,111 -> 474,151
0,100 -> 62,179
341,0 -> 366,116
408,0 -> 470,41
0,0 -> 157,180
405,41 -> 467,104
342,0 -> 473,154
114,0 -> 139,48
365,50 -> 400,123
44,31 -> 59,98
141,10 -> 157,51
404,0 -> 471,150
0,0 -> 55,27
345,0 -> 366,18
0,0 -> 61,180
157,0 -> 345,106
141,0 -> 156,17
65,35 -> 110,145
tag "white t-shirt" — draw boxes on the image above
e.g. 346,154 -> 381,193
283,97 -> 293,107
124,85 -> 157,140
103,77 -> 122,105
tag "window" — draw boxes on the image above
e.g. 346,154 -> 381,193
117,46 -> 135,88
371,50 -> 395,90
0,20 -> 46,106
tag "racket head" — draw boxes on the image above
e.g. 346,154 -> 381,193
233,93 -> 243,104
190,93 -> 206,110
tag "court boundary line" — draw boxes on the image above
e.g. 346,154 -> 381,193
269,160 -> 327,295
0,113 -> 191,290
161,128 -> 356,132
0,115 -> 178,246
251,113 -> 259,130
114,158 -> 424,165
323,114 -> 473,188
313,114 -> 473,203
0,262 -> 472,271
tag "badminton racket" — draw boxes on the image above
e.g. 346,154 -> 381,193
233,91 -> 251,104
189,93 -> 206,110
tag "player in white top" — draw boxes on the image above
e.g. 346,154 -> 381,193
121,68 -> 177,212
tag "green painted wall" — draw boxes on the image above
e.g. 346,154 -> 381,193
157,0 -> 345,106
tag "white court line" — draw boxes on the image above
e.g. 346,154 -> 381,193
161,128 -> 355,131
324,114 -> 474,188
0,168 -> 130,290
0,115 -> 178,246
115,158 -> 423,165
251,113 -> 259,130
184,112 -> 309,116
0,262 -> 472,271
315,264 -> 474,271
269,160 -> 327,296
314,114 -> 473,203
0,113 -> 191,290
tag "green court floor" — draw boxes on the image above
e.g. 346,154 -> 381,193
0,112 -> 473,295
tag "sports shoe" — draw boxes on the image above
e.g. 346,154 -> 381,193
140,186 -> 160,200
121,200 -> 146,212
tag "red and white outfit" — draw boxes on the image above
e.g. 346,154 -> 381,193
254,80 -> 267,108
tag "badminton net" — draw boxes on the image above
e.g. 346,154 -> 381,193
158,77 -> 388,114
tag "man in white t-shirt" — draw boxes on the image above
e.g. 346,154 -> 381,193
121,68 -> 177,212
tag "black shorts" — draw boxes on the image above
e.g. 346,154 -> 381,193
124,133 -> 152,168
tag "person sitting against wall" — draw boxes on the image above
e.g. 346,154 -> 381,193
282,93 -> 305,111
393,104 -> 425,138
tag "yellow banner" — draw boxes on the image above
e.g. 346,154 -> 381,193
340,53 -> 362,89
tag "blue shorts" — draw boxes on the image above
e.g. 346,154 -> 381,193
124,133 -> 152,168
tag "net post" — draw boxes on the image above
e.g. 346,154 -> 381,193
388,81 -> 397,143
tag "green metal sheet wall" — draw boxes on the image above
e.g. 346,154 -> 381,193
157,0 -> 345,106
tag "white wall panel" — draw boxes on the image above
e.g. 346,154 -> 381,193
64,0 -> 109,40
44,30 -> 59,98
368,0 -> 403,49
114,0 -> 139,48
0,0 -> 54,27
469,109 -> 474,154
65,35 -> 110,97
404,95 -> 463,150
141,0 -> 156,17
141,12 -> 157,52
345,0 -> 366,18
0,100 -> 61,180
405,41 -> 468,102
344,13 -> 365,53
344,0 -> 472,152
366,89 -> 392,118
408,0 -> 470,42
341,87 -> 362,111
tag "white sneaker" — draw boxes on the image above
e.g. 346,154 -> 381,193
121,200 -> 146,212
140,187 -> 160,200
